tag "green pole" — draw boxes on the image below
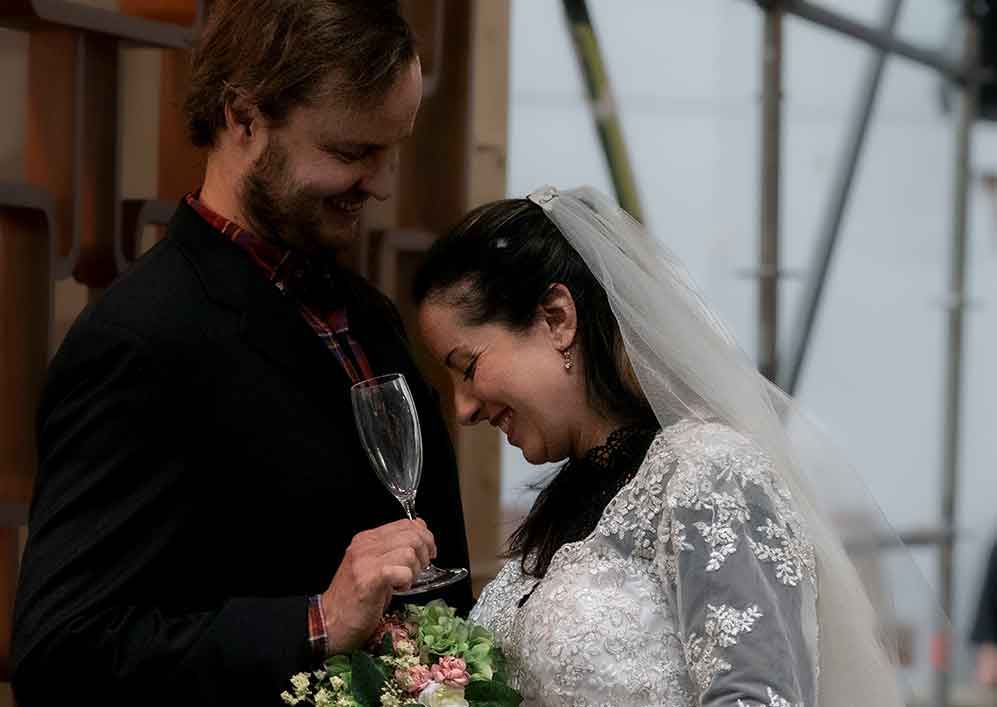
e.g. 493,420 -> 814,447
561,0 -> 644,223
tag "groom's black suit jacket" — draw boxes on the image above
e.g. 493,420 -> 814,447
9,200 -> 472,707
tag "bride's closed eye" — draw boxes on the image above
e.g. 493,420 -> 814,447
462,355 -> 479,382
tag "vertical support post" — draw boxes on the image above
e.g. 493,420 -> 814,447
759,2 -> 783,382
935,5 -> 979,706
73,33 -> 121,292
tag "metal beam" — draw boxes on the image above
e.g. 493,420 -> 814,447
780,0 -> 903,395
759,4 -> 783,382
779,0 -> 968,82
935,6 -> 980,705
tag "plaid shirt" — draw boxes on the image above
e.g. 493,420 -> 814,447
185,193 -> 373,659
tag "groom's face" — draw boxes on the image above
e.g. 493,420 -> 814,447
419,300 -> 593,464
239,59 -> 423,253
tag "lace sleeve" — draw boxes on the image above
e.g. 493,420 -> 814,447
656,422 -> 818,707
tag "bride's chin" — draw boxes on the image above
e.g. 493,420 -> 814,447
520,443 -> 547,465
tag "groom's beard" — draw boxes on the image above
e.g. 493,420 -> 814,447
241,139 -> 327,254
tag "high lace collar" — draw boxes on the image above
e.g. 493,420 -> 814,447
576,423 -> 660,473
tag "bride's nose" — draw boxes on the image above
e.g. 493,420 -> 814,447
454,386 -> 484,426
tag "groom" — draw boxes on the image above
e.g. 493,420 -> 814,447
9,2 -> 472,706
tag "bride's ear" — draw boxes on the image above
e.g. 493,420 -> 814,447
539,283 -> 577,351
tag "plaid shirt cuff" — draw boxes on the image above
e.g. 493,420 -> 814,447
307,595 -> 328,660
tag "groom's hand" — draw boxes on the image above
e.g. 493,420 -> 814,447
321,518 -> 437,654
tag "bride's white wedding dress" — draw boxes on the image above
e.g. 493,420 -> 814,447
463,184 -> 911,707
471,418 -> 817,707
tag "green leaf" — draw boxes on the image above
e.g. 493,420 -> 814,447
488,647 -> 510,685
381,631 -> 394,656
465,679 -> 523,706
324,654 -> 351,673
349,651 -> 386,707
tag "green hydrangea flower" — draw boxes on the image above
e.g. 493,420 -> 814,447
403,601 -> 500,681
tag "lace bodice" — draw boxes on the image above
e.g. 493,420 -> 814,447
471,419 -> 818,707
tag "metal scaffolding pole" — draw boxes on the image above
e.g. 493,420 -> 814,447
561,0 -> 644,222
935,6 -> 980,706
781,0 -> 968,81
745,0 -> 983,701
759,2 -> 783,382
780,0 -> 903,395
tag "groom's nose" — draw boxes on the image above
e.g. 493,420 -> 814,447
454,388 -> 483,426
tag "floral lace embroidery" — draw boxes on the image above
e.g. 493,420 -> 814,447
749,517 -> 813,588
471,419 -> 818,707
661,422 -> 816,590
471,544 -> 695,706
737,686 -> 803,707
684,603 -> 763,692
598,435 -> 673,559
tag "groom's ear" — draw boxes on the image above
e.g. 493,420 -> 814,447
539,283 -> 578,350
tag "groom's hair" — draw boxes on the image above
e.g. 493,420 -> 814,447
185,0 -> 416,147
413,199 -> 659,578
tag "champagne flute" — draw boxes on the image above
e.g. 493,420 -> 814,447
351,373 -> 468,595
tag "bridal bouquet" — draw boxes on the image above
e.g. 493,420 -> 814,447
281,599 -> 522,707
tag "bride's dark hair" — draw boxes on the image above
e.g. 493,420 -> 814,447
413,199 -> 657,578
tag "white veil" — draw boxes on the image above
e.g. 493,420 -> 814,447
526,184 -> 938,707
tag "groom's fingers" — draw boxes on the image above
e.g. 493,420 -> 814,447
378,546 -> 425,582
363,522 -> 436,565
370,518 -> 435,547
412,518 -> 438,560
380,563 -> 416,593
393,530 -> 433,567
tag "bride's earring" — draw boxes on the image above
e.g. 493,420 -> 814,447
562,349 -> 573,371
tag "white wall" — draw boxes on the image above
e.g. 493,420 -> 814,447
501,0 -> 997,692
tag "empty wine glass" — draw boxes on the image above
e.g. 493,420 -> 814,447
351,373 -> 468,595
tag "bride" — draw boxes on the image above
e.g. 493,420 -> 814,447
412,185 -> 908,707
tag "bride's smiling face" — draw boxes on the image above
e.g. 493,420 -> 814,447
418,286 -> 607,464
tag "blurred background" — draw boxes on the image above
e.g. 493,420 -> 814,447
2,0 -> 997,705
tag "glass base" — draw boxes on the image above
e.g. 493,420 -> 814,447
394,564 -> 469,596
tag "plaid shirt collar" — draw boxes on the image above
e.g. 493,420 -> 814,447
184,192 -> 339,305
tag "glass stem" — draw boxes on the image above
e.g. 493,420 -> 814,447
401,497 -> 417,520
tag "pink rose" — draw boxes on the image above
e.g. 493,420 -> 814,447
430,657 -> 470,688
396,664 -> 433,695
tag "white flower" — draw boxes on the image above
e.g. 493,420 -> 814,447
280,690 -> 303,705
417,682 -> 469,707
328,675 -> 345,691
290,673 -> 311,695
314,687 -> 334,707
